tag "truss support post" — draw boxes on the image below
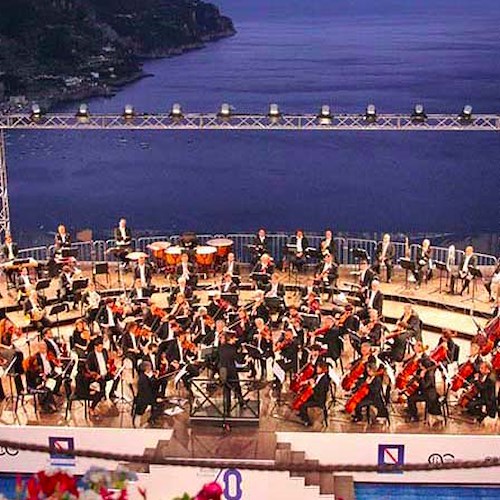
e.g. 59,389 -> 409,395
0,129 -> 11,239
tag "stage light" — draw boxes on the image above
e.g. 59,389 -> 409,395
411,104 -> 427,123
170,103 -> 183,119
459,105 -> 473,123
218,103 -> 232,119
76,103 -> 89,121
318,105 -> 332,125
30,103 -> 42,121
365,104 -> 377,123
123,104 -> 135,120
268,103 -> 281,122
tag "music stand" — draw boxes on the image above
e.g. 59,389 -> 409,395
300,313 -> 321,330
13,258 -> 30,266
2,355 -> 18,408
430,261 -> 448,294
49,302 -> 68,339
398,258 -> 415,290
462,267 -> 486,308
62,248 -> 78,259
264,296 -> 284,315
352,248 -> 369,267
251,272 -> 270,287
35,278 -> 51,300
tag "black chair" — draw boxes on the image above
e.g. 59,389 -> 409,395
129,382 -> 138,427
93,262 -> 110,288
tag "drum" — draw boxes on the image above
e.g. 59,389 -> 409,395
147,241 -> 171,261
165,246 -> 183,266
207,238 -> 234,258
195,246 -> 217,267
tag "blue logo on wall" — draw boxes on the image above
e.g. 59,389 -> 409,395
378,444 -> 405,473
48,437 -> 75,467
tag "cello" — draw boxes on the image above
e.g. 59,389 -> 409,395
290,363 -> 315,393
341,358 -> 367,391
450,360 -> 475,392
345,368 -> 385,414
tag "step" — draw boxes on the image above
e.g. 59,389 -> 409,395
319,473 -> 335,496
334,475 -> 355,500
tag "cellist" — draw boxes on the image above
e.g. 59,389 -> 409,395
462,361 -> 497,423
341,341 -> 376,392
297,361 -> 330,427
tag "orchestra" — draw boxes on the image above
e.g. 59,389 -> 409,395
0,225 -> 498,433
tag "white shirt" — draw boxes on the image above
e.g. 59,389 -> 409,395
462,255 -> 472,272
297,237 -> 303,253
227,261 -> 234,275
182,263 -> 189,278
95,351 -> 107,376
40,353 -> 51,375
135,287 -> 143,299
6,243 -> 14,260
46,338 -> 60,357
106,307 -> 115,327
148,354 -> 156,370
120,227 -> 127,240
139,264 -> 146,286
368,291 -> 377,309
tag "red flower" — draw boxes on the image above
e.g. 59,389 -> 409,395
195,482 -> 223,500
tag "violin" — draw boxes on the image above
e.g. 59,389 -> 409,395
274,338 -> 293,352
151,304 -> 167,318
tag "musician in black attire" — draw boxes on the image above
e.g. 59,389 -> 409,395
406,341 -> 442,422
465,361 -> 497,423
218,332 -> 245,415
114,218 -> 132,265
251,253 -> 275,289
176,253 -> 197,287
320,229 -> 337,262
362,279 -> 383,320
221,252 -> 240,278
413,239 -> 432,288
373,234 -> 395,283
221,273 -> 239,294
287,229 -> 309,272
313,315 -> 343,363
352,362 -> 388,422
358,259 -> 377,301
249,291 -> 270,324
134,256 -> 153,290
251,228 -> 270,264
298,361 -> 330,427
313,253 -> 337,292
54,224 -> 71,255
450,246 -> 477,295
2,233 -> 19,287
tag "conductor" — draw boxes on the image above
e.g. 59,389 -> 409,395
218,332 -> 245,416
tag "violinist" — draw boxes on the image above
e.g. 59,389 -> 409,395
251,317 -> 274,380
233,307 -> 252,343
42,327 -> 64,360
97,298 -> 123,350
249,291 -> 270,324
351,362 -> 388,423
142,342 -> 159,372
134,256 -> 153,290
274,327 -> 299,375
192,306 -> 215,345
130,278 -> 152,300
300,291 -> 320,316
373,233 -> 395,283
85,338 -> 119,415
405,341 -> 442,423
81,282 -> 101,329
24,342 -> 58,413
251,253 -> 275,289
168,293 -> 191,323
121,321 -> 144,369
379,318 -> 412,364
298,360 -> 330,427
170,276 -> 194,305
337,304 -> 360,337
462,361 -> 497,423
310,315 -> 343,363
320,229 -> 337,261
71,318 -> 95,358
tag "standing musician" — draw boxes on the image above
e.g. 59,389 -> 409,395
134,256 -> 153,290
24,289 -> 51,331
297,360 -> 330,427
405,341 -> 442,423
85,338 -> 119,415
176,253 -> 196,287
23,342 -> 59,413
2,233 -> 19,286
54,224 -> 71,256
373,233 -> 395,283
350,362 -> 388,423
362,279 -> 383,319
450,245 -> 477,295
251,228 -> 270,263
320,229 -> 337,261
462,361 -> 497,423
413,238 -> 432,288
221,252 -> 240,280
251,253 -> 275,289
114,218 -> 132,266
286,229 -> 309,272
313,253 -> 337,292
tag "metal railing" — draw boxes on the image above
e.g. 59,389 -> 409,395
15,234 -> 499,269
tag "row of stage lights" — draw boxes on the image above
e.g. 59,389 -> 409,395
29,102 -> 475,124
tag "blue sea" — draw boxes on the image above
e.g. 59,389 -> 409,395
6,0 -> 500,243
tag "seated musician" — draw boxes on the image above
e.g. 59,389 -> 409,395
358,259 -> 377,298
135,360 -> 162,424
24,289 -> 52,332
373,233 -> 395,283
485,260 -> 500,302
191,306 -> 215,345
249,290 -> 270,324
300,290 -> 321,316
287,229 -> 309,272
251,228 -> 270,264
2,233 -> 19,287
176,253 -> 197,287
250,317 -> 274,380
398,304 -> 422,341
114,218 -> 132,266
251,253 -> 275,289
463,361 -> 497,423
298,360 -> 330,427
405,341 -> 442,423
450,342 -> 482,393
450,245 -> 477,295
351,362 -> 388,423
221,272 -> 238,294
170,276 -> 193,305
343,341 -> 376,391
337,304 -> 360,338
24,342 -> 59,413
379,319 -> 412,364
313,253 -> 337,293
71,318 -> 95,358
361,279 -> 383,320
274,327 -> 299,375
310,315 -> 343,363
85,338 -> 119,415
168,293 -> 191,325
16,267 -> 33,302
81,282 -> 101,329
97,298 -> 124,350
233,307 -> 252,343
436,329 -> 459,366
59,264 -> 82,307
130,278 -> 152,302
42,327 -> 63,359
265,273 -> 285,298
54,224 -> 71,256
413,238 -> 432,288
221,252 -> 240,280
320,229 -> 337,261
358,308 -> 384,349
0,316 -> 25,395
121,321 -> 143,369
134,256 -> 153,290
